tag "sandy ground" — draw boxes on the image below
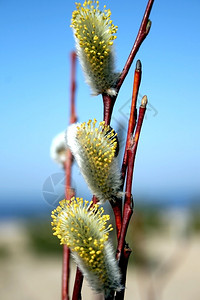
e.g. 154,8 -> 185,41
0,221 -> 200,300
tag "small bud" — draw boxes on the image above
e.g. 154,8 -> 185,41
141,95 -> 148,108
136,59 -> 142,71
146,19 -> 152,34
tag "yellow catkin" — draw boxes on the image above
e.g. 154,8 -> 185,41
73,119 -> 120,202
71,1 -> 119,95
51,197 -> 113,272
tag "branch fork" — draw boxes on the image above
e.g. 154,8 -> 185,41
99,2 -> 154,299
65,1 -> 154,299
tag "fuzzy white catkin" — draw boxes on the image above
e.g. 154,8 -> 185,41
50,131 -> 67,166
71,0 -> 119,96
66,121 -> 122,203
51,197 -> 122,296
73,242 -> 122,297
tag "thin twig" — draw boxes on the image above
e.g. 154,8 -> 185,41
92,195 -> 99,204
117,96 -> 147,260
70,51 -> 77,124
103,59 -> 142,245
115,246 -> 132,300
102,1 -> 154,253
116,0 -> 154,92
110,200 -> 123,240
115,97 -> 148,300
62,51 -> 77,300
110,60 -> 142,262
102,93 -> 116,126
102,0 -> 154,125
121,60 -> 142,186
63,150 -> 74,300
72,268 -> 84,300
62,245 -> 71,300
70,1 -> 154,299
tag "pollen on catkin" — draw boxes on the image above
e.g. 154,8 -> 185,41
51,197 -> 121,296
66,119 -> 122,203
71,0 -> 119,96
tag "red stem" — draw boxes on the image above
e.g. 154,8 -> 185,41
92,195 -> 99,204
121,60 -> 142,186
115,101 -> 147,300
102,93 -> 123,240
72,268 -> 84,300
115,246 -> 132,300
62,245 -> 70,300
118,103 -> 147,258
69,1 -> 154,298
116,0 -> 154,92
62,51 -> 77,300
110,200 -> 123,240
102,2 -> 154,252
108,60 -> 142,261
63,151 -> 75,300
102,0 -> 154,126
70,51 -> 77,124
102,93 -> 116,126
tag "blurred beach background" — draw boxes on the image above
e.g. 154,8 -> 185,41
0,0 -> 200,299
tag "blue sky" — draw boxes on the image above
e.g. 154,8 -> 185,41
0,0 -> 200,210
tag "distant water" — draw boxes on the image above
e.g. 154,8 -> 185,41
0,197 -> 53,220
0,191 -> 199,220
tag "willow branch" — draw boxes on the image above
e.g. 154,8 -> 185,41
102,0 -> 154,125
110,200 -> 122,240
63,150 -> 74,300
72,268 -> 84,300
62,51 -> 77,300
117,96 -> 147,260
115,246 -> 132,300
114,97 -> 147,300
102,1 -> 154,246
62,245 -> 70,300
102,93 -> 116,126
116,0 -> 154,92
105,60 -> 142,255
121,60 -> 142,186
70,51 -> 77,124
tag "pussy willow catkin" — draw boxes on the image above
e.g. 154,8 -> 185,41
51,197 -> 121,296
71,0 -> 119,96
66,119 -> 121,203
